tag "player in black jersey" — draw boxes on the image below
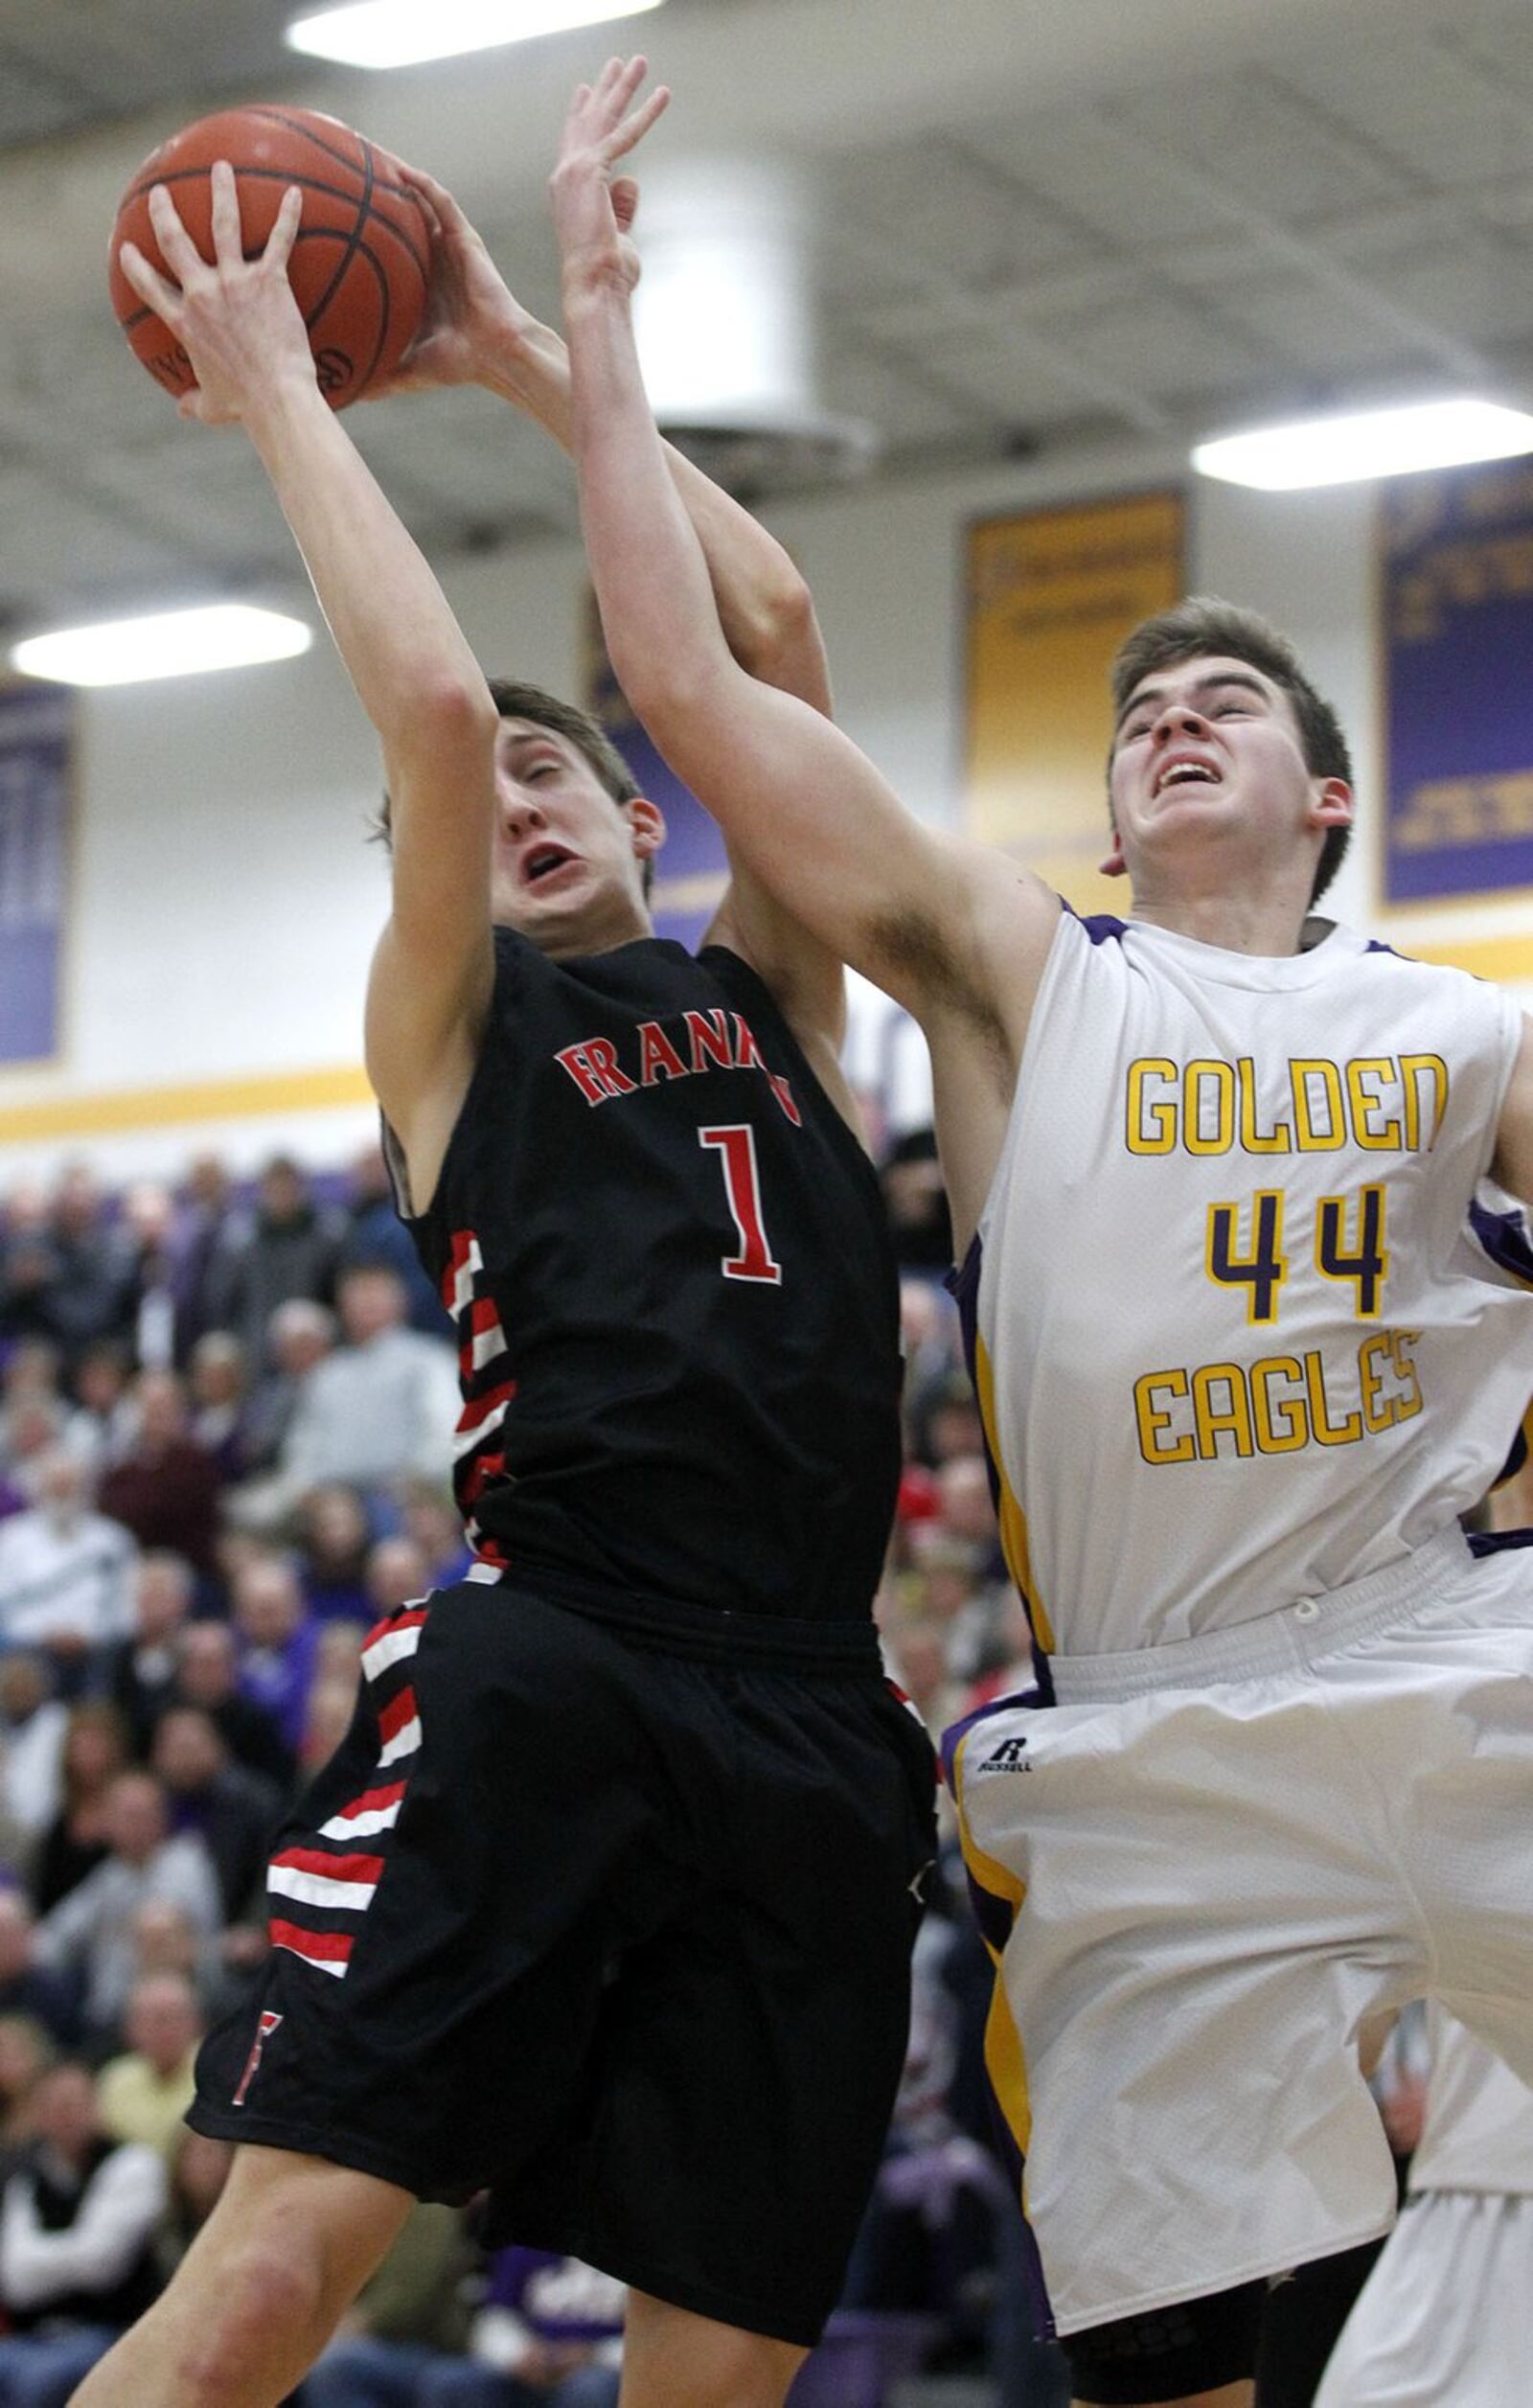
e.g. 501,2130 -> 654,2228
86,95 -> 934,2408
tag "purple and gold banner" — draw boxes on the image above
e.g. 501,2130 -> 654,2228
964,492 -> 1183,913
1383,461 -> 1533,906
0,682 -> 71,1066
584,592 -> 726,952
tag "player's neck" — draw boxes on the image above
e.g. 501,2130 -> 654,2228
1128,887 -> 1312,958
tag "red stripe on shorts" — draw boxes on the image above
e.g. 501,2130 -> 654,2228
377,1687 -> 419,1745
332,1779 -> 408,1823
270,1847 -> 386,1884
268,1921 -> 355,1966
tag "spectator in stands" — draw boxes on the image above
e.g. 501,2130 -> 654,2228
840,1916 -> 1010,2369
0,1652 -> 68,1848
0,1891 -> 79,2050
184,1333 -> 251,1484
880,1128 -> 952,1274
67,1344 -> 135,1479
449,2250 -> 626,2407
31,1703 -> 131,1915
922,1377 -> 987,1470
170,1621 -> 295,1796
149,1707 -> 279,1923
298,2200 -> 474,2407
0,1452 -> 136,1686
0,1186 -> 68,1357
162,2128 -> 232,2269
292,1482 -> 374,1625
202,1154 -> 345,1373
397,1479 -> 472,1591
297,1675 -> 355,1781
95,1973 -> 204,2163
96,1370 -> 222,1585
0,2056 -> 165,2402
337,1140 -> 452,1341
230,1554 -> 319,1756
120,1899 -> 247,2035
172,1154 -> 238,1366
44,1164 -> 137,1373
907,1526 -> 1009,1687
103,1553 -> 194,1761
0,1344 -> 68,1465
275,1263 -> 459,1505
1,1406 -> 85,1533
0,2013 -> 57,2145
932,1454 -> 1008,1585
237,1299 -> 335,1480
110,1181 -> 183,1374
34,1770 -> 221,2040
364,1535 -> 431,1623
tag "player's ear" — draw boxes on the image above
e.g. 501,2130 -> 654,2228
628,795 -> 666,858
1312,777 -> 1353,831
1098,824 -> 1128,879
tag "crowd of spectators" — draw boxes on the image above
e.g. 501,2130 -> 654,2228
0,1136 -> 1066,2407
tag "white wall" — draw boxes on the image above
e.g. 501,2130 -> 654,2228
1,439 -> 1522,1184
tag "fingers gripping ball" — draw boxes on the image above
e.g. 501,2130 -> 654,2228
109,106 -> 427,409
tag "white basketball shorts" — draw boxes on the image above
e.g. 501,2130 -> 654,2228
1313,2190 -> 1533,2407
948,1525 -> 1533,2337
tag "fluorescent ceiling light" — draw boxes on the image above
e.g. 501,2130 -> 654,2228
286,0 -> 663,69
1192,399 -> 1533,491
11,606 -> 312,688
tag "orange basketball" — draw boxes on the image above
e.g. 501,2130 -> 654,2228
109,105 -> 429,411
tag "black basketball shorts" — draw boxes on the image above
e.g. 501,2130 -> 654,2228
189,1576 -> 937,2347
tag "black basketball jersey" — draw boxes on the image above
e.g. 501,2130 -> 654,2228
396,928 -> 903,1639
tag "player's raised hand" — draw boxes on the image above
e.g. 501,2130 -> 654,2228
117,162 -> 311,424
549,56 -> 670,302
364,160 -> 529,397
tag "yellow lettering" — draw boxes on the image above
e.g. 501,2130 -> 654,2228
1358,1332 -> 1396,1432
1391,1329 -> 1424,1420
1400,1056 -> 1448,1152
1250,1356 -> 1310,1452
1237,1059 -> 1291,1154
1291,1061 -> 1345,1151
1346,1059 -> 1403,1151
1184,1061 -> 1235,1156
1191,1363 -> 1254,1457
1127,1060 -> 1177,1155
1134,1369 -> 1194,1463
1303,1349 -> 1363,1445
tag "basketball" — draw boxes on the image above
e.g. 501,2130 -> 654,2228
108,104 -> 429,410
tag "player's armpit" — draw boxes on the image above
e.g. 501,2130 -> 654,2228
1490,1012 -> 1533,1204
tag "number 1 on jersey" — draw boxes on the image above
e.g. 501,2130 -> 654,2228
699,1125 -> 783,1284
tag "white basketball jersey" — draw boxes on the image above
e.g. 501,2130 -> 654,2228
1410,2007 -> 1533,2197
963,911 -> 1532,1656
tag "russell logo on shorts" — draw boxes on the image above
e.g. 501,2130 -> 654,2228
974,1734 -> 1031,1774
232,2010 -> 284,2106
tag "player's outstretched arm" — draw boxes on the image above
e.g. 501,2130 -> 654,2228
1492,1015 -> 1533,1204
117,166 -> 498,1161
374,157 -> 831,715
553,63 -> 1051,1026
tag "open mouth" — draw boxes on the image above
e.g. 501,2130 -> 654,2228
1154,760 -> 1220,796
521,843 -> 579,887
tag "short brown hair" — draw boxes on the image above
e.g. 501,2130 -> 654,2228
374,680 -> 652,896
1110,597 -> 1353,905
485,679 -> 640,806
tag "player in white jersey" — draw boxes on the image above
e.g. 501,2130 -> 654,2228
551,61 -> 1533,2408
1313,2007 -> 1533,2408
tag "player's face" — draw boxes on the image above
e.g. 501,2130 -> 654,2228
1108,654 -> 1343,888
489,718 -> 658,951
